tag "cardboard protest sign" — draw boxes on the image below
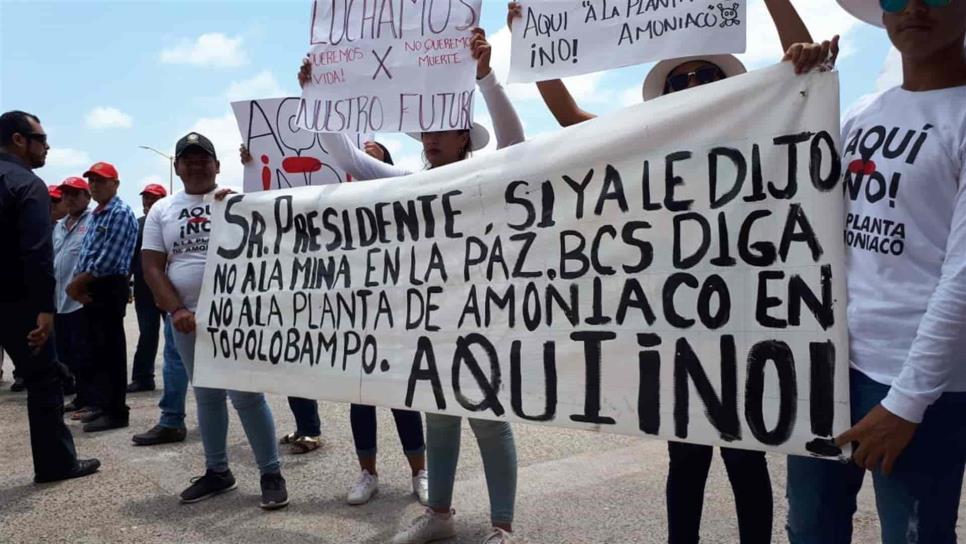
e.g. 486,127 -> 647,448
232,97 -> 372,193
297,0 -> 483,134
508,0 -> 747,83
197,65 -> 850,459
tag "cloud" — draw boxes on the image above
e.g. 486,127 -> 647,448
738,0 -> 861,68
45,147 -> 91,169
226,71 -> 286,102
876,47 -> 902,91
85,107 -> 133,129
620,85 -> 642,107
160,33 -> 247,68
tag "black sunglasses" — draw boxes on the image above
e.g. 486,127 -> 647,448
665,66 -> 726,93
23,133 -> 48,145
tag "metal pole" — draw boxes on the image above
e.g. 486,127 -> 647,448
138,145 -> 175,193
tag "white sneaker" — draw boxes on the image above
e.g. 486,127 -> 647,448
412,469 -> 429,505
481,528 -> 514,544
346,470 -> 378,505
391,508 -> 456,544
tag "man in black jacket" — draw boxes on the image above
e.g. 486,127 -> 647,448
0,110 -> 99,483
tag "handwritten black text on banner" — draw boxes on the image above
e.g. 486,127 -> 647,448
509,0 -> 747,83
199,65 -> 849,459
298,0 -> 482,134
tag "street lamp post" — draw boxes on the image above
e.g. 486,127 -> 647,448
138,145 -> 174,194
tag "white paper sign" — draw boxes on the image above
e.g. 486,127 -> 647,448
198,65 -> 850,459
297,0 -> 483,134
232,97 -> 374,192
509,0 -> 747,83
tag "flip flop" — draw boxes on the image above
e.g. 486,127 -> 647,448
290,435 -> 321,455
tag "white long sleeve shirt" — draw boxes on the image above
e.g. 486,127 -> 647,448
319,70 -> 525,181
842,84 -> 966,423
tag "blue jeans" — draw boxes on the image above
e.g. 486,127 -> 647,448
158,318 -> 188,429
426,414 -> 517,524
172,329 -> 280,475
787,369 -> 966,544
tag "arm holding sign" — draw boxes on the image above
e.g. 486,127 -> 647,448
837,164 -> 966,474
472,28 -> 525,148
763,0 -> 813,50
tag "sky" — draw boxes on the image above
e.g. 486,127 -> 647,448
0,0 -> 898,211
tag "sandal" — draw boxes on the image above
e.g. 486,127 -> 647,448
70,408 -> 92,421
289,435 -> 321,455
279,432 -> 300,445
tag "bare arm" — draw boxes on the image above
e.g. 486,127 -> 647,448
763,0 -> 812,52
142,250 -> 181,313
536,80 -> 597,127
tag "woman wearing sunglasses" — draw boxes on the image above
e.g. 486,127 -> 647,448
302,27 -> 526,544
505,2 -> 815,543
784,1 -> 966,543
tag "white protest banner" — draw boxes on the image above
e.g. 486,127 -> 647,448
508,0 -> 747,83
297,0 -> 483,134
197,65 -> 850,459
232,97 -> 373,193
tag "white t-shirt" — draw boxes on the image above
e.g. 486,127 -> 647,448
141,189 -> 217,311
842,84 -> 966,423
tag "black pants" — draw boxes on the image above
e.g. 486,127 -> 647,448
83,275 -> 129,418
55,310 -> 94,406
0,301 -> 79,479
130,286 -> 160,386
350,404 -> 425,457
666,442 -> 772,544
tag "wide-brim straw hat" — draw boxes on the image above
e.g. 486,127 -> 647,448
641,54 -> 747,101
837,0 -> 885,27
407,122 -> 490,152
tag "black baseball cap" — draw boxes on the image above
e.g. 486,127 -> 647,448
175,132 -> 217,160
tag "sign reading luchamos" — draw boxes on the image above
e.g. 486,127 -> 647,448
197,66 -> 850,459
297,0 -> 483,134
509,0 -> 747,83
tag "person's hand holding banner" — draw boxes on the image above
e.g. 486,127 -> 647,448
784,35 -> 840,74
835,404 -> 918,475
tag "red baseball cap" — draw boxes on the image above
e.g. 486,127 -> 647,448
83,162 -> 119,180
59,176 -> 90,193
140,183 -> 167,198
48,185 -> 63,200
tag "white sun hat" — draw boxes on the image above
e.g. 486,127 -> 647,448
641,54 -> 748,101
837,0 -> 885,27
407,122 -> 490,152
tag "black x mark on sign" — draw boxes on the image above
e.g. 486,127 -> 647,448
372,46 -> 393,80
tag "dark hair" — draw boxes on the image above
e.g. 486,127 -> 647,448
0,110 -> 41,146
422,129 -> 472,169
373,142 -> 394,165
